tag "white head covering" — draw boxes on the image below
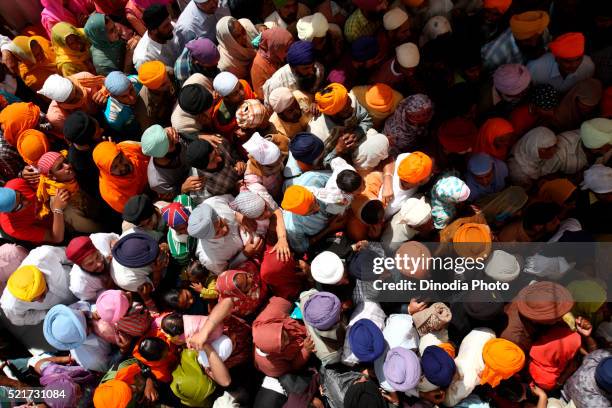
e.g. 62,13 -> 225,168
398,196 -> 432,227
418,329 -> 449,355
580,118 -> 612,149
213,71 -> 239,97
485,250 -> 520,282
37,74 -> 74,102
297,13 -> 329,41
444,328 -> 496,407
523,254 -> 573,280
198,335 -> 233,367
383,314 -> 419,350
508,126 -> 558,183
110,260 -> 152,292
216,17 -> 256,79
396,42 -> 420,69
242,132 -> 281,165
383,8 -> 409,31
268,87 -> 295,113
353,129 -> 389,171
310,251 -> 344,284
419,16 -> 452,47
581,164 -> 612,194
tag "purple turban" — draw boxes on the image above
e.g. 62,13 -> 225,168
186,38 -> 220,65
303,292 -> 341,330
39,363 -> 96,408
327,69 -> 347,86
349,319 -> 385,362
493,64 -> 531,96
287,41 -> 315,67
421,345 -> 456,388
383,347 -> 422,392
111,232 -> 159,268
351,36 -> 379,62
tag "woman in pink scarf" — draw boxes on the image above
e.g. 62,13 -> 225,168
41,0 -> 95,38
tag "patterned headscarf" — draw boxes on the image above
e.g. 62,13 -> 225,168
431,175 -> 470,229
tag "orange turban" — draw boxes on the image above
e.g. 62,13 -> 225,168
452,223 -> 492,259
480,338 -> 525,387
483,0 -> 512,14
0,102 -> 41,145
537,178 -> 576,205
16,129 -> 50,165
316,83 -> 348,115
365,83 -> 394,113
138,60 -> 167,90
510,11 -> 550,40
93,380 -> 132,408
397,152 -> 433,184
549,32 -> 585,59
437,342 -> 456,358
282,185 -> 315,215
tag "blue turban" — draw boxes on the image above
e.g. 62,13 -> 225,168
468,153 -> 494,176
421,345 -> 456,388
0,187 -> 16,212
104,71 -> 131,96
111,232 -> 159,268
43,305 -> 87,350
596,357 -> 612,393
349,319 -> 385,362
287,41 -> 315,66
351,36 -> 379,62
289,132 -> 324,165
348,249 -> 379,282
187,203 -> 219,240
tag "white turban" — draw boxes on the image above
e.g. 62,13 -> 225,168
213,71 -> 239,97
580,118 -> 612,149
419,16 -> 452,47
242,132 -> 281,165
297,12 -> 329,41
398,196 -> 431,227
37,74 -> 74,102
353,129 -> 389,171
523,254 -> 573,280
311,251 -> 344,284
396,42 -> 420,69
383,8 -> 409,31
484,250 -> 520,282
581,164 -> 612,194
383,314 -> 419,350
198,335 -> 233,367
268,87 -> 295,113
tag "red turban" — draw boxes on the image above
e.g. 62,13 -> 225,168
549,32 -> 585,59
66,236 -> 97,265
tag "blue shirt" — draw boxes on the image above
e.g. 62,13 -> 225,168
174,2 -> 230,48
527,52 -> 595,93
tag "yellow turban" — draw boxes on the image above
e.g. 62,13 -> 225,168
510,11 -> 550,41
282,185 -> 315,216
138,60 -> 167,90
397,152 -> 433,184
7,265 -> 47,302
315,83 -> 348,116
480,338 -> 525,387
365,83 -> 394,113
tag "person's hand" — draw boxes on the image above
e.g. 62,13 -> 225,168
530,384 -> 547,400
576,316 -> 593,337
92,88 -> 109,105
126,36 -> 140,53
152,243 -> 170,272
304,336 -> 316,353
187,328 -> 209,350
51,189 -> 71,211
335,133 -> 357,155
22,165 -> 40,185
137,282 -> 154,300
309,103 -> 320,117
166,127 -> 180,145
243,235 -> 264,258
270,238 -> 291,262
419,389 -> 445,405
352,240 -> 368,252
234,161 -> 246,175
381,177 -> 394,206
181,175 -> 205,193
143,378 -> 158,402
199,133 -> 223,147
190,281 -> 204,293
381,390 -> 400,406
408,299 -> 427,315
2,50 -> 18,75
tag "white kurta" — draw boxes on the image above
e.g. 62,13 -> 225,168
69,233 -> 119,302
380,152 -> 418,221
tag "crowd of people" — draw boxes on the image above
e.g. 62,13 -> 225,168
0,0 -> 611,406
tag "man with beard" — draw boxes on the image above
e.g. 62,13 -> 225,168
133,4 -> 182,70
265,0 -> 311,32
383,8 -> 413,49
135,61 -> 178,129
184,138 -> 246,200
344,0 -> 388,43
269,87 -> 311,139
174,38 -> 221,88
174,0 -> 230,48
481,10 -> 551,72
67,234 -> 119,302
262,41 -> 324,108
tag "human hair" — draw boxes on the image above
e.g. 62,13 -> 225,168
186,259 -> 208,280
336,170 -> 362,194
495,378 -> 524,402
361,200 -> 384,225
161,312 -> 184,337
138,337 -> 167,361
523,202 -> 561,230
162,288 -> 182,310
